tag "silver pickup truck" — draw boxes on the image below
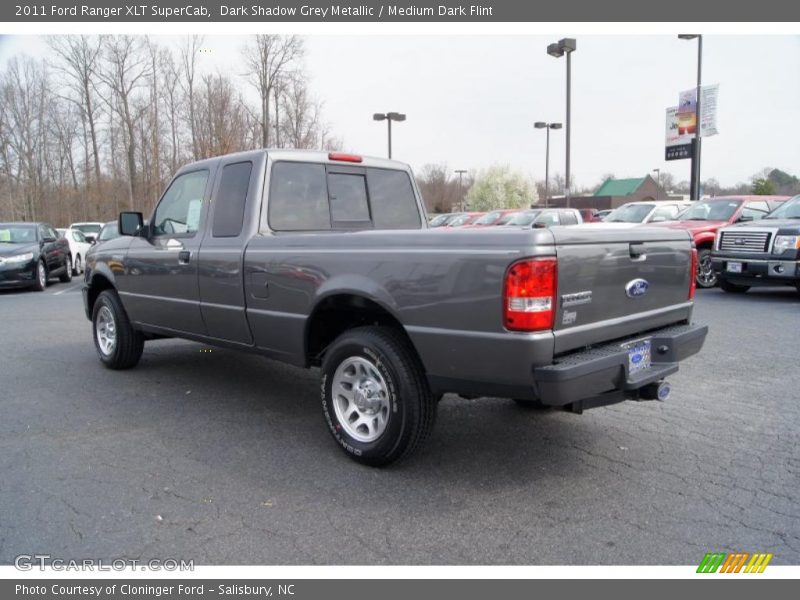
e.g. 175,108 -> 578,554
83,150 -> 707,465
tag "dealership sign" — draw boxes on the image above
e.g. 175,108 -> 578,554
665,84 -> 719,161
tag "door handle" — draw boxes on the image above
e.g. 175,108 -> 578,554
178,250 -> 192,265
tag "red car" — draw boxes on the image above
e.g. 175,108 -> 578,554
461,209 -> 522,228
650,195 -> 789,288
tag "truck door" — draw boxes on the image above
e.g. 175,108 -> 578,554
118,167 -> 213,335
197,155 -> 263,345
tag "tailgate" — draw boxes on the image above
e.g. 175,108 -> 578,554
551,224 -> 694,354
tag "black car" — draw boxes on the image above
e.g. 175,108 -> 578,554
0,222 -> 73,291
711,195 -> 800,295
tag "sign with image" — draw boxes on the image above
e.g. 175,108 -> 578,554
665,106 -> 693,161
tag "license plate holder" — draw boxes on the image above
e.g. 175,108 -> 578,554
622,338 -> 652,376
727,261 -> 743,273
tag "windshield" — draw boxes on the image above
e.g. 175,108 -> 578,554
496,212 -> 520,225
605,204 -> 654,223
678,199 -> 742,222
448,214 -> 475,227
98,223 -> 119,241
505,211 -> 541,226
474,211 -> 502,225
0,224 -> 37,244
765,196 -> 800,219
73,223 -> 102,235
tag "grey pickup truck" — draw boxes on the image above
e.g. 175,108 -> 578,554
83,150 -> 707,465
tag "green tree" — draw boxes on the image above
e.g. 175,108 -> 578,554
465,165 -> 538,211
752,177 -> 777,195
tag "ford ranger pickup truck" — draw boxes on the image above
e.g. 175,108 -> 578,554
711,194 -> 800,294
83,149 -> 708,465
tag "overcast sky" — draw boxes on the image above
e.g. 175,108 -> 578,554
1,34 -> 798,189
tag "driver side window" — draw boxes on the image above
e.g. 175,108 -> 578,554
153,170 -> 209,237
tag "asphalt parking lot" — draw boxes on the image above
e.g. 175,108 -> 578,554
1,281 -> 798,565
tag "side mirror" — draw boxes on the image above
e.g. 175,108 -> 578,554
119,211 -> 144,236
737,215 -> 754,223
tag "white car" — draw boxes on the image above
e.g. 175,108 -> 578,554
57,227 -> 93,275
68,221 -> 104,243
603,201 -> 691,225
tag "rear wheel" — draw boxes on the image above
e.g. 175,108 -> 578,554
719,278 -> 750,294
92,290 -> 144,369
59,255 -> 72,282
321,326 -> 437,466
73,254 -> 82,275
696,248 -> 717,288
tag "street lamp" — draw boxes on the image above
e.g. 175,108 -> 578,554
678,34 -> 703,200
373,112 -> 406,159
547,37 -> 577,206
454,169 -> 468,211
534,122 -> 562,207
652,168 -> 661,198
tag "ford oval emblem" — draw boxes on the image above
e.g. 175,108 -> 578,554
625,278 -> 650,298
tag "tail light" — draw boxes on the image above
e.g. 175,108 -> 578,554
689,247 -> 698,299
503,258 -> 557,331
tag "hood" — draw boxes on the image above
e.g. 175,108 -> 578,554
650,219 -> 728,234
730,218 -> 800,231
0,242 -> 37,257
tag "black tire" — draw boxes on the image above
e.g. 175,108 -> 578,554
31,260 -> 47,291
696,248 -> 717,288
719,278 -> 750,294
59,255 -> 73,283
73,254 -> 82,276
513,398 -> 551,410
321,326 -> 437,466
92,289 -> 144,370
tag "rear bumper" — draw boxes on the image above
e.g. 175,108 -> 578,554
533,322 -> 708,407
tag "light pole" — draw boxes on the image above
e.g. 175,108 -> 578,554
534,122 -> 562,207
547,37 -> 576,206
373,112 -> 406,159
679,34 -> 703,200
454,169 -> 468,211
652,168 -> 661,198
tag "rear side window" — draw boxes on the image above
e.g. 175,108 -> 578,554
329,173 -> 371,225
212,161 -> 252,238
537,212 -> 560,226
559,211 -> 578,225
269,162 -> 330,231
367,169 -> 421,229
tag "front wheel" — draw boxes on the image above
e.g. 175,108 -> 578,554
32,260 -> 47,291
321,327 -> 437,466
73,254 -> 82,275
696,248 -> 717,288
719,278 -> 750,294
92,290 -> 144,369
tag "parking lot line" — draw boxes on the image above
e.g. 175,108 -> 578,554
52,282 -> 82,295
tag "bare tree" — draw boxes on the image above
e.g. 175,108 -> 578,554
179,35 -> 204,160
98,35 -> 152,210
47,35 -> 103,188
242,35 -> 303,148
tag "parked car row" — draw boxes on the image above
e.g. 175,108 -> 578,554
430,195 -> 795,292
0,219 -> 122,292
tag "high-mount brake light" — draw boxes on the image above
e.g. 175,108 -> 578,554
503,258 -> 558,332
328,152 -> 363,163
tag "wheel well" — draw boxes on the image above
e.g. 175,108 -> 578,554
696,240 -> 714,250
87,274 -> 115,316
305,294 -> 414,367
